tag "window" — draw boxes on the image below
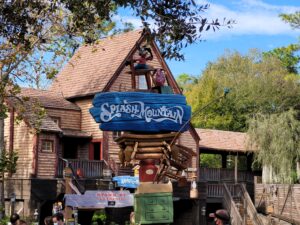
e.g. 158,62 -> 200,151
135,75 -> 148,90
41,140 -> 53,152
50,117 -> 61,127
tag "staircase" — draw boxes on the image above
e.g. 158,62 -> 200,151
223,183 -> 265,225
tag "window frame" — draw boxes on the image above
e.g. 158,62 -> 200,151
41,139 -> 54,153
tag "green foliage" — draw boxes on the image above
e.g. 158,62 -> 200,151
186,50 -> 300,131
200,154 -> 221,168
247,109 -> 300,183
0,216 -> 9,225
176,73 -> 198,92
263,44 -> 300,74
92,210 -> 106,223
0,151 -> 18,174
280,11 -> 300,30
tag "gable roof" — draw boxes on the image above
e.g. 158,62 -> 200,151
7,88 -> 80,133
21,88 -> 80,111
50,30 -> 144,99
196,128 -> 255,153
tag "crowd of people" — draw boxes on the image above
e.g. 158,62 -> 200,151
9,212 -> 65,225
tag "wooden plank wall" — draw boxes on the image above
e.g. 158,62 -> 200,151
178,131 -> 198,171
110,42 -> 174,92
255,184 -> 300,221
37,133 -> 57,178
75,98 -> 103,139
46,108 -> 81,130
11,118 -> 35,178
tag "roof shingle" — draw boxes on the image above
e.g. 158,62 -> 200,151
21,88 -> 80,111
50,30 -> 143,99
196,128 -> 255,153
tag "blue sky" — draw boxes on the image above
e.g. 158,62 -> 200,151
117,0 -> 300,78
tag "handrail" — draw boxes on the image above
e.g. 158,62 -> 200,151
223,183 -> 243,225
199,168 -> 255,183
240,183 -> 264,225
57,158 -> 104,178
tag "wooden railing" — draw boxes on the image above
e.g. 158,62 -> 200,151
199,168 -> 255,183
223,183 -> 243,225
57,158 -> 104,178
207,183 -> 241,198
240,184 -> 264,225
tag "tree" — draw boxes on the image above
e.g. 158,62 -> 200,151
263,44 -> 300,74
247,109 -> 300,183
186,50 -> 300,131
0,1 -> 234,218
280,11 -> 300,30
176,73 -> 198,92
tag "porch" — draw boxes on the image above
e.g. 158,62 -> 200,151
199,167 -> 255,183
57,158 -> 105,178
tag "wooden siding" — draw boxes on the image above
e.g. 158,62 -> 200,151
107,131 -> 120,164
255,184 -> 300,222
46,108 -> 81,130
110,43 -> 175,92
37,133 -> 57,178
109,66 -> 132,92
9,116 -> 35,178
75,98 -> 103,139
178,131 -> 198,170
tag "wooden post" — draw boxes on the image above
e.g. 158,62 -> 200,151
221,153 -> 227,168
64,167 -> 73,222
192,199 -> 199,225
234,155 -> 238,184
247,153 -> 253,172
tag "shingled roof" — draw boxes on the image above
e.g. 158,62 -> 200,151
50,30 -> 144,99
21,88 -> 80,111
196,128 -> 255,153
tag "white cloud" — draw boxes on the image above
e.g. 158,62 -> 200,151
194,0 -> 300,39
114,1 -> 300,40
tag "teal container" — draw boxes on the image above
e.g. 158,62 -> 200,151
134,192 -> 173,224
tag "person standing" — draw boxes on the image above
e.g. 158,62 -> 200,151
209,209 -> 230,225
52,213 -> 64,225
10,213 -> 20,225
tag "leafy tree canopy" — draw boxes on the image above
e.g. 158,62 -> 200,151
263,44 -> 300,74
248,109 -> 300,183
280,11 -> 300,30
185,50 -> 300,131
176,73 -> 198,92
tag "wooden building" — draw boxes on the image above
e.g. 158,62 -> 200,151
196,128 -> 263,225
3,30 -> 200,222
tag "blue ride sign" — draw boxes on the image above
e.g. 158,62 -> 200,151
89,92 -> 191,132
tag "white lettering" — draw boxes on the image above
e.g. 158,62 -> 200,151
99,100 -> 185,124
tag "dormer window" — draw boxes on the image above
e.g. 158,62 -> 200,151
51,117 -> 61,127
